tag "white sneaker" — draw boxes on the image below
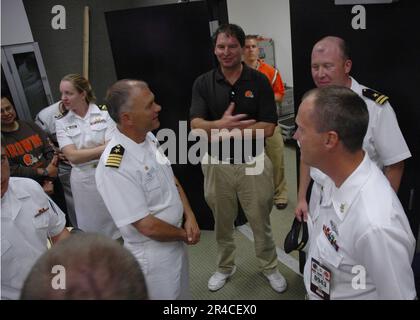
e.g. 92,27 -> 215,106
208,266 -> 237,291
264,270 -> 287,293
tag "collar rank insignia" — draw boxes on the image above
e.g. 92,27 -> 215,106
362,88 -> 389,105
98,104 -> 108,111
106,144 -> 125,168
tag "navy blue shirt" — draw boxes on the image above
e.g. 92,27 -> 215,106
190,63 -> 277,162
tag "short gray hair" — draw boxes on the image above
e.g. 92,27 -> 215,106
105,79 -> 148,123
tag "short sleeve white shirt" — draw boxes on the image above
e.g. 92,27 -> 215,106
310,77 -> 412,199
96,130 -> 184,244
95,130 -> 188,299
304,154 -> 416,300
56,104 -> 116,168
1,177 -> 66,300
350,77 -> 411,167
35,101 -> 63,136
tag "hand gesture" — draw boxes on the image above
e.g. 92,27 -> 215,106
218,102 -> 256,130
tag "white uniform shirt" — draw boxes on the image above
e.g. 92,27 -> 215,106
96,130 -> 183,233
56,103 -> 116,169
304,154 -> 416,300
309,77 -> 411,208
350,77 -> 411,168
96,130 -> 188,299
35,101 -> 63,136
1,177 -> 66,300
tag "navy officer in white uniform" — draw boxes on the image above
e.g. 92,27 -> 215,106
1,141 -> 70,300
56,74 -> 119,239
294,86 -> 416,299
96,79 -> 200,300
295,36 -> 411,222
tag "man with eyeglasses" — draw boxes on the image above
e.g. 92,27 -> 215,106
190,24 -> 287,293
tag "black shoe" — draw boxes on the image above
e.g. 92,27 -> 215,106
275,202 -> 288,210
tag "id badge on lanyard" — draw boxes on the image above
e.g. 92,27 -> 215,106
310,258 -> 331,300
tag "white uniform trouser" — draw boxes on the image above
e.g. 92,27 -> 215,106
70,165 -> 120,239
127,240 -> 190,300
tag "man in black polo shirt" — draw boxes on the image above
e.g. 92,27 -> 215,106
190,23 -> 287,293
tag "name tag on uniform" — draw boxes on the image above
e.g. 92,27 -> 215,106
310,258 -> 331,300
65,124 -> 78,130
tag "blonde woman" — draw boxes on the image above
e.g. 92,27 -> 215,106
56,74 -> 120,239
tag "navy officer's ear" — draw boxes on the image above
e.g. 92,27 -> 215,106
325,131 -> 339,149
344,59 -> 352,75
119,111 -> 132,124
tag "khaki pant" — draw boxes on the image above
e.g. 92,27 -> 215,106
265,125 -> 288,204
202,154 -> 278,275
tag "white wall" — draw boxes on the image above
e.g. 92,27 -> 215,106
227,0 -> 293,87
1,0 -> 33,46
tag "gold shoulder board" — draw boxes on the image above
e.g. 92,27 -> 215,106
105,144 -> 125,168
362,88 -> 389,105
